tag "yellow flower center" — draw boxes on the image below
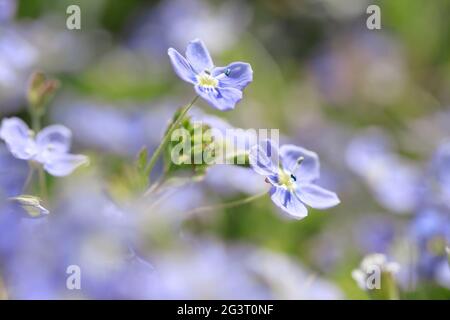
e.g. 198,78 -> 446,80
197,72 -> 218,88
278,169 -> 296,191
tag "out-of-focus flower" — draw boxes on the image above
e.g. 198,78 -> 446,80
0,117 -> 88,176
410,208 -> 450,288
0,0 -> 16,23
168,39 -> 253,111
9,195 -> 49,218
346,129 -> 421,213
0,144 -> 27,197
204,165 -> 267,196
245,249 -> 343,299
430,141 -> 450,207
352,253 -> 400,299
148,240 -> 268,299
52,100 -> 171,157
354,216 -> 396,254
249,139 -> 340,219
310,33 -> 407,106
128,0 -> 251,57
0,19 -> 97,112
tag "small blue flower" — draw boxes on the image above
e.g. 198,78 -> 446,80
168,39 -> 253,111
0,117 -> 88,177
346,130 -> 421,213
410,208 -> 450,287
431,142 -> 450,207
249,139 -> 340,219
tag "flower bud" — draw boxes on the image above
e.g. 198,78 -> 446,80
27,71 -> 60,111
9,195 -> 49,218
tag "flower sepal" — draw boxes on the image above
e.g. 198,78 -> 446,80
9,195 -> 49,218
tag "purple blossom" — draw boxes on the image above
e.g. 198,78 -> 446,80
168,39 -> 253,111
0,117 -> 88,177
431,142 -> 450,207
346,130 -> 421,213
249,139 -> 340,219
410,208 -> 450,288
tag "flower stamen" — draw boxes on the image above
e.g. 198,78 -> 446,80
197,72 -> 218,89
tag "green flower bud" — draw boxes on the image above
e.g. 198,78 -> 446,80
27,71 -> 60,111
9,195 -> 49,218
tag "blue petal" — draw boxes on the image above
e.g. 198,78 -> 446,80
36,125 -> 72,154
296,183 -> 340,209
0,117 -> 37,160
43,153 -> 88,177
279,144 -> 320,182
185,39 -> 214,73
167,48 -> 196,84
249,139 -> 279,176
270,186 -> 308,219
213,62 -> 253,91
195,85 -> 242,111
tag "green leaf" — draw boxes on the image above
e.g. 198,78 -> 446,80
135,146 -> 148,174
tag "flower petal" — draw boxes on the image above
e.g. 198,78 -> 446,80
185,39 -> 214,73
0,117 -> 36,160
213,62 -> 253,91
270,186 -> 308,219
167,48 -> 196,84
195,85 -> 242,111
36,124 -> 72,154
43,153 -> 88,177
249,139 -> 279,176
296,183 -> 340,209
279,144 -> 320,182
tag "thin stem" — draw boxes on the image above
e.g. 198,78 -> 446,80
186,191 -> 267,215
144,95 -> 199,183
30,110 -> 42,133
22,165 -> 35,193
29,108 -> 47,200
38,165 -> 47,201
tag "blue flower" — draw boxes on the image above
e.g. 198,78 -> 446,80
249,139 -> 340,219
346,130 -> 421,213
168,39 -> 253,111
410,208 -> 450,287
431,142 -> 450,207
0,117 -> 88,177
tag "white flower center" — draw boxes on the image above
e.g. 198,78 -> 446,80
196,72 -> 218,89
278,169 -> 296,191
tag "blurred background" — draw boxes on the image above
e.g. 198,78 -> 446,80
0,0 -> 449,299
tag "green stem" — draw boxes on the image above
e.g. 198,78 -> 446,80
30,109 -> 42,133
186,191 -> 267,215
144,95 -> 198,183
22,166 -> 35,193
29,107 -> 48,200
38,166 -> 47,201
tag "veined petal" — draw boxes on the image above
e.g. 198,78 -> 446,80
36,124 -> 72,154
185,39 -> 214,73
167,48 -> 196,84
43,153 -> 88,177
249,139 -> 279,176
279,144 -> 320,182
296,183 -> 340,209
213,62 -> 253,91
270,186 -> 308,219
0,117 -> 37,160
195,85 -> 242,111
